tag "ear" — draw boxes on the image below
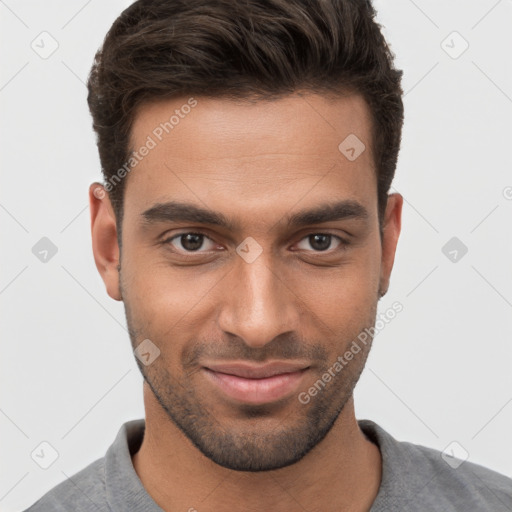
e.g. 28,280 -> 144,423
89,182 -> 122,301
379,192 -> 403,298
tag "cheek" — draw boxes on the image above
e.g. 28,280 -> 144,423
122,247 -> 222,329
293,248 -> 380,331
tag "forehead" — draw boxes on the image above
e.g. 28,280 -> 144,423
124,93 -> 377,227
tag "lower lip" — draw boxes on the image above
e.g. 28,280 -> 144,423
202,368 -> 308,405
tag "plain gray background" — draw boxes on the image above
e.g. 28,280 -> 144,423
1,1 -> 511,510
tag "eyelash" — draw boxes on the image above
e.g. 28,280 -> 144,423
160,231 -> 350,257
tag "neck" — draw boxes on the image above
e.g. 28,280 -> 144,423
132,382 -> 382,512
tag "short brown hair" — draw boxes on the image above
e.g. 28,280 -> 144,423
87,0 -> 404,239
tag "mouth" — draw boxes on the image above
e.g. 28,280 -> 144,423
201,362 -> 310,405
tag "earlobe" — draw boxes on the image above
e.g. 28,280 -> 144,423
89,182 -> 123,301
379,193 -> 403,298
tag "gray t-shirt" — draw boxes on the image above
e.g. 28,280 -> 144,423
24,418 -> 512,511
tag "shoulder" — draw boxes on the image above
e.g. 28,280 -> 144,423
23,457 -> 108,512
23,419 -> 147,511
403,439 -> 512,510
359,419 -> 512,511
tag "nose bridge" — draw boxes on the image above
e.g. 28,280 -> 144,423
218,247 -> 297,348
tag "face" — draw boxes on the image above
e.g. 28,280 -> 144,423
90,92 -> 402,472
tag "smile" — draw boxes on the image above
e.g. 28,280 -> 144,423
201,366 -> 310,405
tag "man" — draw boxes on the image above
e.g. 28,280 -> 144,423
26,0 -> 512,510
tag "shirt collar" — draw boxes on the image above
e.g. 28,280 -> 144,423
104,417 -> 406,511
105,419 -> 162,511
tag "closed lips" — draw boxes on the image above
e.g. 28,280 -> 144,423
203,362 -> 310,379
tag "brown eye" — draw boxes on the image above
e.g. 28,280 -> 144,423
163,232 -> 216,253
178,233 -> 204,251
309,234 -> 331,251
295,233 -> 348,253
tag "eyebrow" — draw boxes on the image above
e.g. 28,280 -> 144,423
140,199 -> 369,232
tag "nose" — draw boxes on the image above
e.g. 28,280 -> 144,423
217,248 -> 300,349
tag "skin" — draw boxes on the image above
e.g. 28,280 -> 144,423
89,92 -> 402,512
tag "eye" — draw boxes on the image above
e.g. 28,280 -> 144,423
161,231 -> 350,257
295,233 -> 348,252
163,232 -> 218,253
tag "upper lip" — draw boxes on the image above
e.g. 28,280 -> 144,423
203,361 -> 310,379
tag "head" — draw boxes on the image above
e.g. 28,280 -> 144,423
88,0 -> 404,472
